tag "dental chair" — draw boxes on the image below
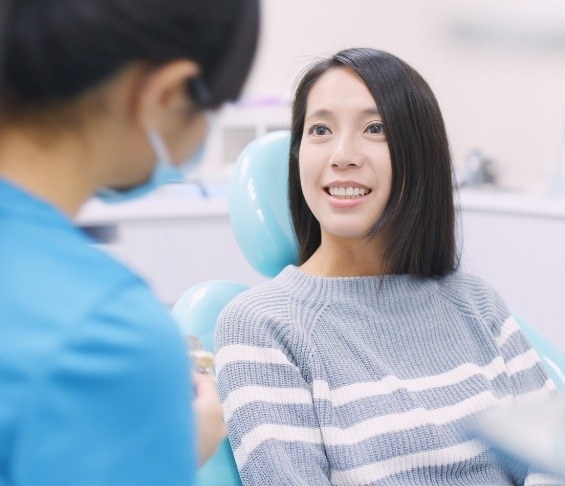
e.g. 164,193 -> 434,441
172,131 -> 565,485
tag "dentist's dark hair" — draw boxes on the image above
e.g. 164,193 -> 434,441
0,0 -> 259,115
289,48 -> 458,278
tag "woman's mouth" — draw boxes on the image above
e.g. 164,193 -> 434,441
324,186 -> 372,199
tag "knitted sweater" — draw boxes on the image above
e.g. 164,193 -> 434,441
215,266 -> 561,485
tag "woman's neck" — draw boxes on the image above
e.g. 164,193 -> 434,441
300,235 -> 388,278
0,127 -> 96,217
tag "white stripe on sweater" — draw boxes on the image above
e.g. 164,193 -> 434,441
330,440 -> 487,485
221,346 -> 542,420
506,348 -> 542,376
222,357 -> 507,422
313,356 -> 507,407
496,315 -> 520,348
216,344 -> 297,377
233,423 -> 323,469
223,386 -> 312,422
319,390 -> 511,446
233,390 -> 511,469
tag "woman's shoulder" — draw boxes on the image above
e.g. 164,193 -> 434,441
215,266 -> 314,350
440,269 -> 495,293
221,265 -> 303,310
435,270 -> 510,324
218,270 -> 293,323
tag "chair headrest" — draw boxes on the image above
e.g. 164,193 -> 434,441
228,130 -> 298,277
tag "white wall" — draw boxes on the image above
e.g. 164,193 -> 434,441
241,0 -> 565,189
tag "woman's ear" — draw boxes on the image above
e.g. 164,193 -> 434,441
135,60 -> 201,132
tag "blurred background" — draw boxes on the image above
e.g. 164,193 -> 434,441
219,0 -> 565,189
78,0 -> 565,350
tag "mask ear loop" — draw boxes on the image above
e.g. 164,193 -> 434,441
146,128 -> 173,166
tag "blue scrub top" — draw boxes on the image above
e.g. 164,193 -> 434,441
0,178 -> 196,485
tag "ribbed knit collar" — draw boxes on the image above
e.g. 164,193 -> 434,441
276,265 -> 442,305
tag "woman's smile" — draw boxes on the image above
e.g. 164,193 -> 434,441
323,180 -> 373,208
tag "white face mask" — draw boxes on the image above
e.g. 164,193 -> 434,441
96,115 -> 213,204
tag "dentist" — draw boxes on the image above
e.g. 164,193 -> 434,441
0,0 -> 258,484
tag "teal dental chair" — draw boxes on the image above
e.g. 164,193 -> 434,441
172,130 -> 565,485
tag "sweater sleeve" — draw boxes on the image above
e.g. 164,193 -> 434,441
493,314 -> 556,405
483,285 -> 563,485
215,295 -> 330,485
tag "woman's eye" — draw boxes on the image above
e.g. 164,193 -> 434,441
366,122 -> 384,135
308,124 -> 331,136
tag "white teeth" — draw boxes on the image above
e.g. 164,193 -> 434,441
328,186 -> 369,199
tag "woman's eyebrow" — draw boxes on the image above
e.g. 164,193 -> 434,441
305,109 -> 332,121
361,108 -> 381,117
306,107 -> 381,121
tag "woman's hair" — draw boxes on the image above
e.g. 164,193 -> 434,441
289,47 -> 458,278
0,0 -> 259,111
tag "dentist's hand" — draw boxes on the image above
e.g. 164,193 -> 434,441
192,371 -> 227,467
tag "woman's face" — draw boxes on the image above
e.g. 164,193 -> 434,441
298,67 -> 392,243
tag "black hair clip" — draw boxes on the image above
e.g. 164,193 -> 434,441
189,76 -> 214,109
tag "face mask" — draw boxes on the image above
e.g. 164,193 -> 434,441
96,116 -> 212,204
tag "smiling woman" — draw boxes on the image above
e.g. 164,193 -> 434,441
214,48 -> 562,486
297,67 -> 393,273
289,49 -> 455,278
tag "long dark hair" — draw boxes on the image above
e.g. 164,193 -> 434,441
289,48 -> 458,278
0,0 -> 258,111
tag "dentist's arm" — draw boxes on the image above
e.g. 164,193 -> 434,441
193,371 -> 227,466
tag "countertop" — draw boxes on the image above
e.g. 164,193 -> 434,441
76,184 -> 565,225
76,183 -> 230,225
457,186 -> 565,219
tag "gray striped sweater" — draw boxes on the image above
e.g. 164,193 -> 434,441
215,266 -> 561,485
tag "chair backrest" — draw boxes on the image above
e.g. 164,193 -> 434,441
172,130 -> 565,485
228,130 -> 297,278
172,131 -> 295,485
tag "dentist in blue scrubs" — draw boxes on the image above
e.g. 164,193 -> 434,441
0,0 -> 258,484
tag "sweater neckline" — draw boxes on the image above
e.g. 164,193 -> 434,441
276,265 -> 440,304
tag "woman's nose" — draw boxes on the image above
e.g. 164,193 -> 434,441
329,135 -> 363,169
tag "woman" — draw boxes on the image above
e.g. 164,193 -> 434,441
0,0 -> 258,484
215,48 -> 560,485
